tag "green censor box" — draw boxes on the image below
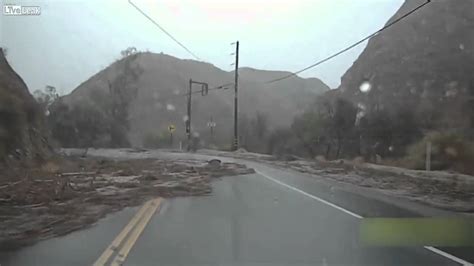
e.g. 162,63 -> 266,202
360,218 -> 474,247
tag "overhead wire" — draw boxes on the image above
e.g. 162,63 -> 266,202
127,1 -> 234,101
125,1 -> 432,101
128,0 -> 201,60
265,0 -> 431,84
189,82 -> 234,96
156,82 -> 234,103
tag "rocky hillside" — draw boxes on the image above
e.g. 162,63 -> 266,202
61,52 -> 329,147
0,48 -> 50,161
336,0 -> 474,133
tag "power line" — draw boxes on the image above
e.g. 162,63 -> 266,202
188,82 -> 234,96
266,0 -> 431,84
128,0 -> 201,60
157,82 -> 234,102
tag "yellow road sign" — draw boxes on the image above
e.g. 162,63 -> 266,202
168,124 -> 176,133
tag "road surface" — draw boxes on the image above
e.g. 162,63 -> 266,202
0,150 -> 472,265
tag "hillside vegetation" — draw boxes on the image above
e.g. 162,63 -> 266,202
268,0 -> 474,174
50,50 -> 329,149
0,48 -> 50,162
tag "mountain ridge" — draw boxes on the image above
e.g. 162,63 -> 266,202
60,51 -> 330,147
333,0 -> 474,134
0,48 -> 50,161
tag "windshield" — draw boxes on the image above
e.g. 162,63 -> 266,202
0,0 -> 473,265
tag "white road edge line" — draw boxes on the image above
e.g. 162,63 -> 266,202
256,170 -> 473,266
424,246 -> 473,266
256,170 -> 362,218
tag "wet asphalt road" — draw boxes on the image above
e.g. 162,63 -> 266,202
0,150 -> 472,265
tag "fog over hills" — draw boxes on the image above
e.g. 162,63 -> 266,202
332,0 -> 474,134
61,52 -> 329,146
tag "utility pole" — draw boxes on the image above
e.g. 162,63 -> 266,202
186,79 -> 192,151
233,41 -> 239,150
186,79 -> 208,151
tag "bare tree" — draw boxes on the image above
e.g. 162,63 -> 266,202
120,47 -> 138,58
33,85 -> 59,114
331,98 -> 357,158
106,53 -> 143,147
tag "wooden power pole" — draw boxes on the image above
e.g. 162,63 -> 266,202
186,79 -> 192,151
233,41 -> 239,150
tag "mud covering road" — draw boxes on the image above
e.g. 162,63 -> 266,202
0,156 -> 254,250
1,149 -> 472,266
198,149 -> 474,213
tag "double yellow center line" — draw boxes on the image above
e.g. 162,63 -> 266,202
93,198 -> 163,266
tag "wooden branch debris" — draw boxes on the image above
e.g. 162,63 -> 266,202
61,172 -> 96,177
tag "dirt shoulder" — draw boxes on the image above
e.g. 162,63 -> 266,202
198,149 -> 474,213
0,156 -> 254,250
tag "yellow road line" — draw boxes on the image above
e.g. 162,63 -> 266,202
93,199 -> 153,266
111,198 -> 162,266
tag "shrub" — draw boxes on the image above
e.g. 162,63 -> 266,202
218,144 -> 233,152
49,102 -> 110,148
142,132 -> 170,148
0,88 -> 25,159
403,132 -> 474,174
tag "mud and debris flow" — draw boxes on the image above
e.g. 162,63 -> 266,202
0,156 -> 254,249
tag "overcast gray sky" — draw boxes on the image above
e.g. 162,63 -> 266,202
1,0 -> 403,93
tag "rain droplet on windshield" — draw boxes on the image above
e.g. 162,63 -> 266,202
459,43 -> 465,50
192,132 -> 200,138
173,89 -> 180,95
183,115 -> 189,122
359,81 -> 372,93
44,110 -> 50,116
152,92 -> 160,99
355,103 -> 366,126
445,88 -> 458,97
166,103 -> 176,111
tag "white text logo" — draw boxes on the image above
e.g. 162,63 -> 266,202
3,5 -> 41,16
